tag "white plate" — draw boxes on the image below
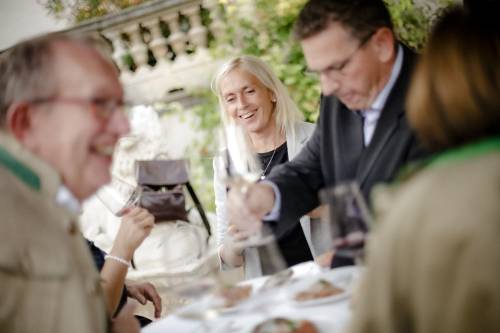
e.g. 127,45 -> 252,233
290,288 -> 350,307
287,265 -> 360,307
245,316 -> 340,333
212,281 -> 258,314
216,304 -> 243,315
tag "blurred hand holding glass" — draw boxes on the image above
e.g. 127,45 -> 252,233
215,122 -> 289,281
96,175 -> 141,217
318,182 -> 373,265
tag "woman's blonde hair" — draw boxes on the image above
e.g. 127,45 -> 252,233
211,55 -> 303,171
407,7 -> 500,152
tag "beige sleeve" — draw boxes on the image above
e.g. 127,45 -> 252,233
348,173 -> 500,333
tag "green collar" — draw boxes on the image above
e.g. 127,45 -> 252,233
398,136 -> 500,182
0,145 -> 41,191
428,136 -> 500,168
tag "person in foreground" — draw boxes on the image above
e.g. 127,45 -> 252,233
0,33 -> 143,332
348,6 -> 500,333
226,0 -> 427,266
212,55 -> 316,278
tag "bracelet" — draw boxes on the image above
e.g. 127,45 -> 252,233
104,254 -> 131,268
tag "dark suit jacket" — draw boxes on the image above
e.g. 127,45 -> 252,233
267,46 -> 427,238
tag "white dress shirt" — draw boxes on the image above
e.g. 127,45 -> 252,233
360,44 -> 403,146
56,185 -> 82,214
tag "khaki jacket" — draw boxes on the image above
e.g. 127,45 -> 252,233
0,133 -> 108,333
348,148 -> 500,333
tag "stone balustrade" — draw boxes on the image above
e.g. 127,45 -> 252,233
65,0 -> 226,102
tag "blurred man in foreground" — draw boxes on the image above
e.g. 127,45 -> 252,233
0,33 -> 143,332
349,5 -> 500,332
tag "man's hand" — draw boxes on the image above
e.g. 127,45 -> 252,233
226,182 -> 276,235
219,224 -> 248,267
315,250 -> 335,268
307,205 -> 327,219
126,282 -> 162,318
112,303 -> 140,333
111,207 -> 155,260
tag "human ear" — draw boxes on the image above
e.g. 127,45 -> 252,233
6,102 -> 37,145
371,27 -> 396,63
269,89 -> 277,103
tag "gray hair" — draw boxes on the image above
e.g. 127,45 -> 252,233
211,55 -> 303,171
0,33 -> 113,128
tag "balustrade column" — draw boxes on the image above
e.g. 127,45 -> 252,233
142,17 -> 169,62
123,23 -> 149,69
102,28 -> 130,72
162,12 -> 187,57
204,0 -> 225,39
182,5 -> 208,49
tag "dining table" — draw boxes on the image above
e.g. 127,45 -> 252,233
142,261 -> 360,333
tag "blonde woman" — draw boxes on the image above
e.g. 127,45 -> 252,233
212,55 -> 317,278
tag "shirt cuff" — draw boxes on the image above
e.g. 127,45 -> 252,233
260,180 -> 281,221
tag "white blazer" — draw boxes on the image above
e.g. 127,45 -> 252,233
213,121 -> 317,279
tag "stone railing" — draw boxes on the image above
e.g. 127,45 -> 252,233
65,0 -> 226,102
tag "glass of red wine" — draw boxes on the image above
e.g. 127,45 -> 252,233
319,181 -> 373,266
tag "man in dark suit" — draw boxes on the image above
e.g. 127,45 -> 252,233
227,0 -> 427,252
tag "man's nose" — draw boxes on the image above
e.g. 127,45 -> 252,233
320,75 -> 340,96
109,109 -> 130,136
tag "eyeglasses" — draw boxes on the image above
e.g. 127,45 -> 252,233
29,96 -> 130,120
305,32 -> 374,80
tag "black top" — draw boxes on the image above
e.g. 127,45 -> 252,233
86,240 -> 128,316
257,142 -> 313,269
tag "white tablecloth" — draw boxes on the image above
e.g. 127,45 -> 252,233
143,263 -> 358,333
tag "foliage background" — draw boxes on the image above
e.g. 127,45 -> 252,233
41,0 -> 149,22
42,0 -> 454,211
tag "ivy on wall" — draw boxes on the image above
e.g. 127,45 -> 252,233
386,0 -> 455,50
218,0 -> 321,122
41,0 -> 151,23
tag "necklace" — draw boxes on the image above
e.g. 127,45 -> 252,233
260,147 -> 278,180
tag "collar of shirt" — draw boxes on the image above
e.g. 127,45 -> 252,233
359,44 -> 404,146
55,185 -> 82,215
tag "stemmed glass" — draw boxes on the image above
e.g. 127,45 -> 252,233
167,250 -> 225,331
318,181 -> 373,266
215,123 -> 261,186
96,175 -> 141,217
95,175 -> 142,268
211,123 -> 289,314
215,124 -> 274,243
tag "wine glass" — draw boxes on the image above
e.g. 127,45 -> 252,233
215,123 -> 261,182
215,123 -> 289,272
96,175 -> 141,217
159,221 -> 208,272
167,250 -> 225,331
215,124 -> 269,240
318,181 -> 373,266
